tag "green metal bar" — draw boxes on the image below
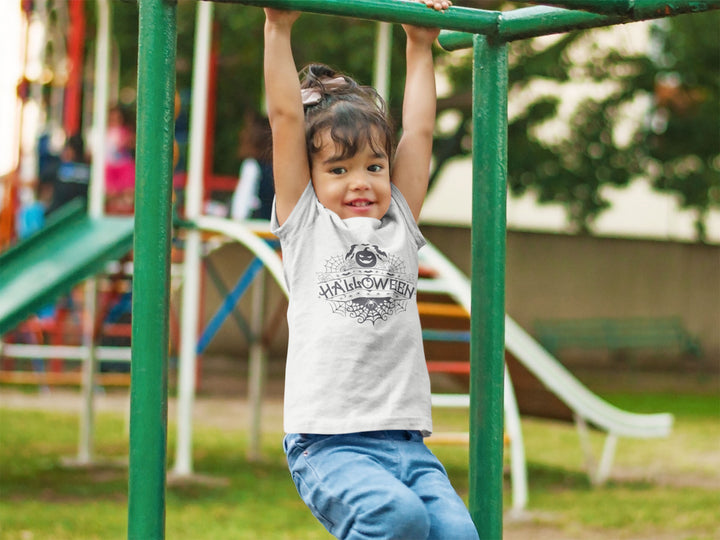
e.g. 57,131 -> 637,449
220,0 -> 500,35
127,0 -> 177,538
469,33 -> 507,539
520,0 -> 631,13
439,1 -> 720,48
499,5 -> 619,39
504,1 -> 720,38
631,0 -> 720,16
438,28 -> 482,51
520,0 -> 720,14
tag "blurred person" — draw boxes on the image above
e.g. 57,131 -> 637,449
105,105 -> 136,214
40,133 -> 90,217
230,111 -> 274,220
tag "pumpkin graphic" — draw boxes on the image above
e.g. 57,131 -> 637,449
355,247 -> 377,268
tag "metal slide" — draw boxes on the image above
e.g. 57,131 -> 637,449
186,219 -> 532,510
418,241 -> 674,491
177,219 -> 672,510
194,216 -> 287,296
0,201 -> 135,335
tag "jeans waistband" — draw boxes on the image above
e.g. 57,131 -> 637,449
347,430 -> 423,442
286,430 -> 422,440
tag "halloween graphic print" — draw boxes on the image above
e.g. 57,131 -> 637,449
317,243 -> 416,324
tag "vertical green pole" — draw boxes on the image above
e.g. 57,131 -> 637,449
469,33 -> 508,539
127,0 -> 176,538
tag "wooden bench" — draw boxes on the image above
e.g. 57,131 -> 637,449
534,316 -> 702,359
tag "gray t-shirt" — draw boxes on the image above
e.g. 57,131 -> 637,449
271,182 -> 433,436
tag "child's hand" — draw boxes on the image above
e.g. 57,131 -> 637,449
403,24 -> 441,45
421,0 -> 452,11
402,0 -> 451,45
264,7 -> 300,29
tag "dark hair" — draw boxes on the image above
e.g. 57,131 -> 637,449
300,64 -> 395,166
65,133 -> 85,161
240,110 -> 272,162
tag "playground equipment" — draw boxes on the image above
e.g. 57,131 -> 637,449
0,0 -> 117,465
417,242 -> 673,492
0,202 -> 133,336
167,226 -> 674,511
127,1 -> 717,538
0,0 -> 95,249
0,0 -> 716,538
0,206 -> 675,507
80,0 -> 708,539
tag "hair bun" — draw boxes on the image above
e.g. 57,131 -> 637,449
300,64 -> 358,106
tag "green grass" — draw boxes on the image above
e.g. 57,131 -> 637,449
508,391 -> 720,540
0,390 -> 718,539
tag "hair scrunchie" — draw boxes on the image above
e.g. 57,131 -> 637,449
301,76 -> 347,106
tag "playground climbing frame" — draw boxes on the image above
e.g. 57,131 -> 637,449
128,1 -> 719,539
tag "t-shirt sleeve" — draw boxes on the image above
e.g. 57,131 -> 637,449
270,180 -> 314,241
390,184 -> 426,250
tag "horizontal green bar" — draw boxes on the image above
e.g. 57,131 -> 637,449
521,0 -> 631,13
505,1 -> 720,39
439,1 -> 720,48
438,28 -> 481,50
499,5 -> 619,39
220,0 -> 499,34
632,0 -> 720,17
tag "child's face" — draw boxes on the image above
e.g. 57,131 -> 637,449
310,129 -> 391,220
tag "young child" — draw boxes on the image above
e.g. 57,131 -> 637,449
264,2 -> 479,539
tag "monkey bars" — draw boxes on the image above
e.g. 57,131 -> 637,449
129,1 -> 719,538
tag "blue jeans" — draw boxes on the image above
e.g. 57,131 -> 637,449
284,430 -> 479,540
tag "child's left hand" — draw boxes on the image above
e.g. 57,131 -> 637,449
421,0 -> 452,11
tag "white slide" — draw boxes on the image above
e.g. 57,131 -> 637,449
418,241 -> 674,509
175,220 -> 672,511
194,216 -> 288,297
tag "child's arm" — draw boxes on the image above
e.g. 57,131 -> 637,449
392,0 -> 450,222
264,9 -> 310,226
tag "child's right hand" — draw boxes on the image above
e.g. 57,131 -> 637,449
421,0 -> 452,12
403,0 -> 451,45
264,7 -> 300,28
403,23 -> 441,46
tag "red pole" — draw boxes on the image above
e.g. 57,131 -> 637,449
64,0 -> 85,135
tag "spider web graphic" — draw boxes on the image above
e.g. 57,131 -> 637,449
329,295 -> 407,324
318,251 -> 414,325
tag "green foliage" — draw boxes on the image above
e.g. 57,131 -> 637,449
103,3 -> 435,177
638,14 -> 720,240
176,5 -> 410,177
98,4 -> 717,238
440,10 -> 718,239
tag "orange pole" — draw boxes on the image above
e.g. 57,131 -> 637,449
64,0 -> 85,135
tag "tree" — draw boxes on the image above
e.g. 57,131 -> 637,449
209,4 -> 410,177
96,3 -> 407,178
102,4 -> 717,239
437,10 -> 719,240
639,14 -> 720,241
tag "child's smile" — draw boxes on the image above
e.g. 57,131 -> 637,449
310,130 -> 392,220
